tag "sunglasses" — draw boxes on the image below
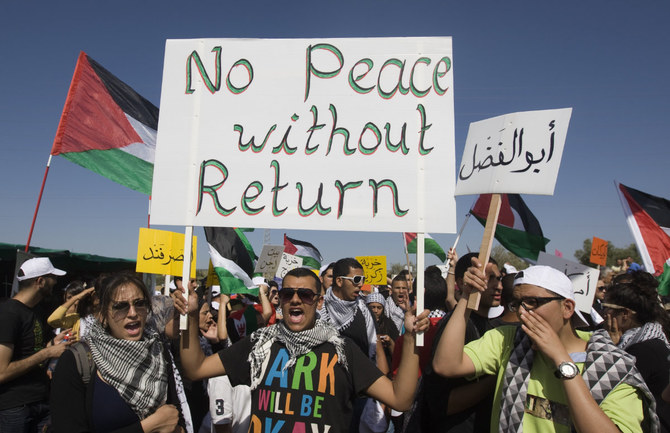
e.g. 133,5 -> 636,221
597,286 -> 606,292
340,275 -> 365,285
110,298 -> 149,318
278,288 -> 319,305
509,296 -> 563,312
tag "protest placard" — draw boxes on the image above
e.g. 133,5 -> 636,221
355,255 -> 387,285
455,108 -> 572,196
454,108 -> 571,309
590,236 -> 608,267
255,245 -> 285,280
537,251 -> 599,314
276,252 -> 303,279
150,37 -> 456,234
136,227 -> 196,277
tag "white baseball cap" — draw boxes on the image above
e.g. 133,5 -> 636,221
514,265 -> 588,327
17,257 -> 66,281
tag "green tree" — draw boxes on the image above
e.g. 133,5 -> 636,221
573,239 -> 641,267
490,245 -> 529,271
390,262 -> 415,276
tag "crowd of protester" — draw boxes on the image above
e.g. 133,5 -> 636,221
1,253 -> 669,433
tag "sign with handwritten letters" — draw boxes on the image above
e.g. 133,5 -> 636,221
355,255 -> 388,285
590,237 -> 608,267
136,228 -> 197,277
455,108 -> 572,196
537,252 -> 599,314
255,245 -> 285,280
150,37 -> 457,234
276,253 -> 303,279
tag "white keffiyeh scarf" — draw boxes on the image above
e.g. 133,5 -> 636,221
86,320 -> 168,419
247,320 -> 347,390
384,296 -> 405,334
619,321 -> 670,351
321,288 -> 377,358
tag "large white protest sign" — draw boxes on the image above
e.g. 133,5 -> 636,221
151,38 -> 456,234
537,251 -> 599,314
455,108 -> 572,195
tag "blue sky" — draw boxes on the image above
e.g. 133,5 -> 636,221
1,1 -> 668,270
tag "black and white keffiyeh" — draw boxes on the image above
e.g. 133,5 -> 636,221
321,287 -> 377,358
247,320 -> 347,390
619,321 -> 670,351
86,320 -> 168,419
498,328 -> 659,433
384,296 -> 405,333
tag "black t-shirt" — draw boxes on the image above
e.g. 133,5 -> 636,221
416,311 -> 495,433
626,338 -> 670,433
219,334 -> 383,433
0,299 -> 50,409
339,308 -> 371,357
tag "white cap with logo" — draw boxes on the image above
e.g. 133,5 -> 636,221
17,257 -> 66,281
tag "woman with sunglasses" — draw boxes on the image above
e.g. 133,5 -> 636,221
50,273 -> 188,433
604,271 -> 670,432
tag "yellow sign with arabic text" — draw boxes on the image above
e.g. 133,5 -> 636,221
355,255 -> 387,285
136,228 -> 197,277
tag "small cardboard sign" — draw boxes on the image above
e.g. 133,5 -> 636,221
455,108 -> 572,196
590,237 -> 608,267
355,255 -> 388,285
255,245 -> 285,280
206,260 -> 219,287
276,253 -> 303,279
537,252 -> 599,314
136,228 -> 196,277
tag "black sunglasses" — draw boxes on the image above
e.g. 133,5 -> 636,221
110,298 -> 149,317
278,288 -> 319,305
509,296 -> 563,312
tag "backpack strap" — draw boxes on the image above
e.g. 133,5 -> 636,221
70,341 -> 95,384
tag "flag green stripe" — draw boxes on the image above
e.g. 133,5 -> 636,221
62,148 -> 153,195
298,255 -> 321,270
474,215 -> 549,260
214,266 -> 259,296
406,237 -> 446,262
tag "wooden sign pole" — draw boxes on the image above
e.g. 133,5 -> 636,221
466,194 -> 502,310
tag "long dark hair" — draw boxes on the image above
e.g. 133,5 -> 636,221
607,271 -> 670,340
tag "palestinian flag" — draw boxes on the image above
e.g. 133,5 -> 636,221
205,227 -> 259,295
471,194 -> 550,261
404,233 -> 447,262
50,52 -> 158,195
616,183 -> 670,276
283,235 -> 323,270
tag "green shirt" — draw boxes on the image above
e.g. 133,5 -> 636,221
464,326 -> 645,433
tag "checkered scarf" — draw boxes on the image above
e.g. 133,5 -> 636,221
384,296 -> 405,333
247,320 -> 347,390
322,288 -> 377,358
499,328 -> 659,433
86,320 -> 168,419
619,321 -> 670,351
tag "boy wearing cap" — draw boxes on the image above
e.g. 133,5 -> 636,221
433,261 -> 658,433
0,257 -> 70,432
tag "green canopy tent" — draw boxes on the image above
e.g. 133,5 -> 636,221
0,242 -> 135,299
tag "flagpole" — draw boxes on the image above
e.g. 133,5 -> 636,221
25,155 -> 53,252
416,232 -> 425,346
445,212 -> 472,273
